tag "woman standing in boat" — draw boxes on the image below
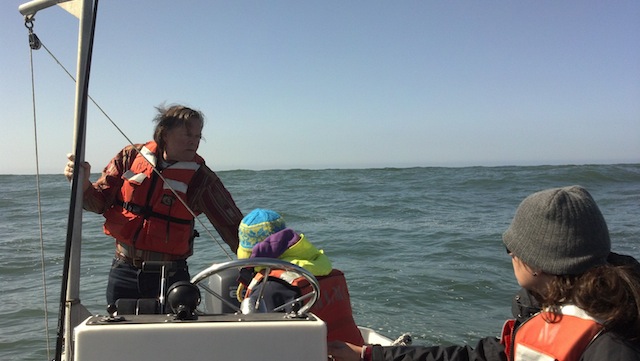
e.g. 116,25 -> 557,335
329,185 -> 640,361
64,104 -> 244,306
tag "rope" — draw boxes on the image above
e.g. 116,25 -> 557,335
27,28 -> 232,260
25,16 -> 51,361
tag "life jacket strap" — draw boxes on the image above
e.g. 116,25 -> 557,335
121,201 -> 147,215
117,200 -> 193,225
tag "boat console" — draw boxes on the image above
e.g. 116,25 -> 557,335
73,258 -> 328,361
74,312 -> 327,360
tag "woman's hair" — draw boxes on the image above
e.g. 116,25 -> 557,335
152,104 -> 204,152
540,254 -> 640,341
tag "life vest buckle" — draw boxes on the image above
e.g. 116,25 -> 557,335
121,201 -> 145,215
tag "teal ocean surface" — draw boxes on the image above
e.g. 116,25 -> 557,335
1,164 -> 639,360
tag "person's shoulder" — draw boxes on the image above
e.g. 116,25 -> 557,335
114,143 -> 145,165
512,288 -> 540,322
195,163 -> 216,177
583,332 -> 640,360
191,163 -> 222,186
119,143 -> 145,155
196,161 -> 211,171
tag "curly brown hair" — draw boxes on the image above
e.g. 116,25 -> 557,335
539,254 -> 640,342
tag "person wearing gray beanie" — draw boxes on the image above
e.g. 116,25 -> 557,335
502,185 -> 611,275
328,185 -> 640,361
497,185 -> 640,360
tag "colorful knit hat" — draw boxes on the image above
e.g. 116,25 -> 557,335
237,208 -> 286,259
503,185 -> 610,275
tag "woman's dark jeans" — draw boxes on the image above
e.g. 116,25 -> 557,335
106,257 -> 190,306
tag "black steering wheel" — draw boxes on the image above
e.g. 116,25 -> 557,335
190,258 -> 321,316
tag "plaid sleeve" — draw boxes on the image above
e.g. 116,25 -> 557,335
188,164 -> 243,252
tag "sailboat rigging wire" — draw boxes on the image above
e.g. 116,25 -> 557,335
25,17 -> 52,361
29,31 -> 232,260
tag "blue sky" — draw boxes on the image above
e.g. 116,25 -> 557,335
2,1 -> 639,174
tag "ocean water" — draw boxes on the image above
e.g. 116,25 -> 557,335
1,164 -> 639,360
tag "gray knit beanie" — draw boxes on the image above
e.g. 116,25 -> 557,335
502,185 -> 610,275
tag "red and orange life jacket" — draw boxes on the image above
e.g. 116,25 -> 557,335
501,305 -> 604,361
103,141 -> 203,257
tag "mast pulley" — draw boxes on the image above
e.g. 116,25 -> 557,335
24,17 -> 42,50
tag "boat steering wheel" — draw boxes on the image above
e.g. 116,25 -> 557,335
190,258 -> 321,316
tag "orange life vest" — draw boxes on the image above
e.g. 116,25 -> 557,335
501,305 -> 604,361
103,141 -> 203,257
245,268 -> 365,346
